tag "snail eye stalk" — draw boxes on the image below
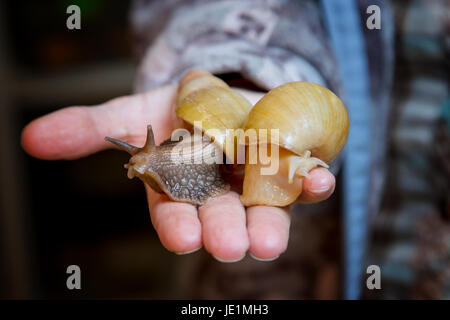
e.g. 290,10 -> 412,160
142,125 -> 156,152
104,137 -> 140,155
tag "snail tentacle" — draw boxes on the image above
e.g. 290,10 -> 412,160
142,125 -> 156,152
105,125 -> 156,155
287,150 -> 329,184
104,136 -> 140,155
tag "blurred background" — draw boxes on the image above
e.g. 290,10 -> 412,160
0,0 -> 448,299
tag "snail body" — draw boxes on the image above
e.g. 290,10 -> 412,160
105,71 -> 251,205
106,126 -> 229,205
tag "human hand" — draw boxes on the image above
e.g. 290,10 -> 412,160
21,85 -> 335,262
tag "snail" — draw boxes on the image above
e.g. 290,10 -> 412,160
240,81 -> 349,206
105,70 -> 349,207
105,70 -> 253,205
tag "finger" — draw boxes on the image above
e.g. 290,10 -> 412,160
198,191 -> 249,262
21,85 -> 179,160
297,167 -> 335,204
145,185 -> 202,255
247,206 -> 290,261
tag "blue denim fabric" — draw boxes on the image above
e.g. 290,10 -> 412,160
321,0 -> 372,300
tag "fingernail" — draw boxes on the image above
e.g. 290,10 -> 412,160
309,173 -> 333,193
249,253 -> 279,262
310,186 -> 330,194
213,254 -> 246,263
175,246 -> 202,255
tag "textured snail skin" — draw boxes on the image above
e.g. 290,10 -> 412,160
106,125 -> 229,206
240,81 -> 349,207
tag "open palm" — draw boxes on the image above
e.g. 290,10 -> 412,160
21,85 -> 335,262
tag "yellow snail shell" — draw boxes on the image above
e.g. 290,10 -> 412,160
240,81 -> 349,207
176,70 -> 253,155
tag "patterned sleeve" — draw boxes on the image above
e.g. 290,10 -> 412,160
130,0 -> 342,98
